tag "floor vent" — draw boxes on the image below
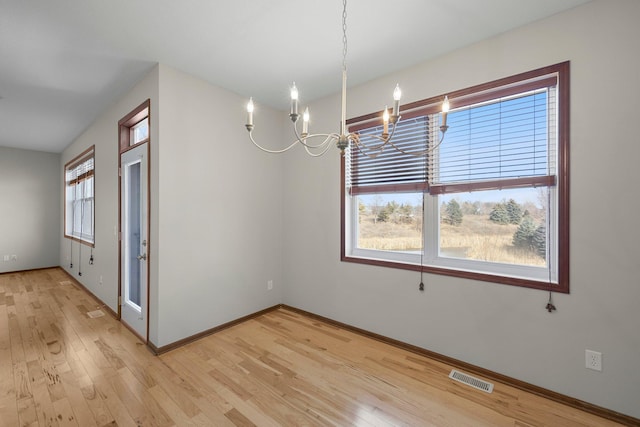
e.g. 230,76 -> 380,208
449,369 -> 494,393
87,309 -> 105,318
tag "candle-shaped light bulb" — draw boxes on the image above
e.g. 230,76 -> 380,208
383,106 -> 389,134
302,107 -> 309,134
246,97 -> 254,126
290,82 -> 299,115
441,95 -> 450,128
392,84 -> 401,117
393,84 -> 402,101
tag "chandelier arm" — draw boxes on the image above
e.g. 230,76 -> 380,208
303,142 -> 335,157
352,124 -> 448,158
347,115 -> 400,152
292,122 -> 340,149
248,131 -> 300,154
387,130 -> 448,156
351,138 -> 385,160
346,119 -> 399,157
352,136 -> 388,153
296,134 -> 336,149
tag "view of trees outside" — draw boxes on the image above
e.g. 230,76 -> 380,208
357,188 -> 548,267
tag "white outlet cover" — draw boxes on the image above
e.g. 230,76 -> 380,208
586,349 -> 602,372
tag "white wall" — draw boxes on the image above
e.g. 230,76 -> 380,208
0,147 -> 59,273
59,66 -> 159,312
281,0 -> 640,419
58,62 -> 285,350
152,64 -> 284,346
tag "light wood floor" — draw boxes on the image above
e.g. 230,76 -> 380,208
0,268 -> 628,426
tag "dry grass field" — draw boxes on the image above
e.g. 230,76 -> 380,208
358,212 -> 546,266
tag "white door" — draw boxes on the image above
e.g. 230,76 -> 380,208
120,143 -> 148,340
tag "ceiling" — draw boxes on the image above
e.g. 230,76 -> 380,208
0,0 -> 591,153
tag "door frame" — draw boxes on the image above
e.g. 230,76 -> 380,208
117,99 -> 151,343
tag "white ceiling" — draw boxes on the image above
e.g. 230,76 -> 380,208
0,0 -> 591,153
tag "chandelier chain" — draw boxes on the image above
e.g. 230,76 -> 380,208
342,0 -> 348,72
244,0 -> 450,157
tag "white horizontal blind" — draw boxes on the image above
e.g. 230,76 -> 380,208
66,155 -> 94,185
429,87 -> 557,193
347,76 -> 558,196
348,116 -> 430,195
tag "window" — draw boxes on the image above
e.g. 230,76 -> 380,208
119,99 -> 150,152
342,62 -> 569,292
131,117 -> 149,145
65,146 -> 95,245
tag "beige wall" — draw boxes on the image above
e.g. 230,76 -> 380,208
153,64 -> 284,346
281,0 -> 640,418
0,147 -> 60,273
52,0 -> 640,417
59,61 -> 286,348
59,66 -> 160,320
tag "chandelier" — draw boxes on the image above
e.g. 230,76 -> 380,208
244,0 -> 450,158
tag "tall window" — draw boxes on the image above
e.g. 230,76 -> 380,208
342,62 -> 569,292
65,146 -> 95,245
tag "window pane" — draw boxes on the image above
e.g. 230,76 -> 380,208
82,198 -> 94,240
73,199 -> 83,236
131,118 -> 149,145
357,193 -> 423,253
433,90 -> 550,184
438,188 -> 547,267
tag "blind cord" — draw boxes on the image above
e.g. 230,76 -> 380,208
78,180 -> 84,277
545,187 -> 556,313
419,192 -> 425,291
69,183 -> 74,269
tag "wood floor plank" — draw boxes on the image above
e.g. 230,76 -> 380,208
146,384 -> 196,426
0,269 -> 632,427
90,374 -> 139,427
116,365 -> 174,426
0,394 -> 19,427
59,369 -> 99,427
16,395 -> 39,427
13,360 -> 32,401
51,397 -> 78,427
158,351 -> 239,426
77,376 -> 115,426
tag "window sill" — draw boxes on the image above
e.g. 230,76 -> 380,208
341,254 -> 568,293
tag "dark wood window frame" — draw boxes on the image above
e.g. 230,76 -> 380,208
119,99 -> 151,154
341,62 -> 570,293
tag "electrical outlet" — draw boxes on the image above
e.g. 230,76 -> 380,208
585,350 -> 602,371
3,255 -> 8,262
267,280 -> 273,290
11,255 -> 17,261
